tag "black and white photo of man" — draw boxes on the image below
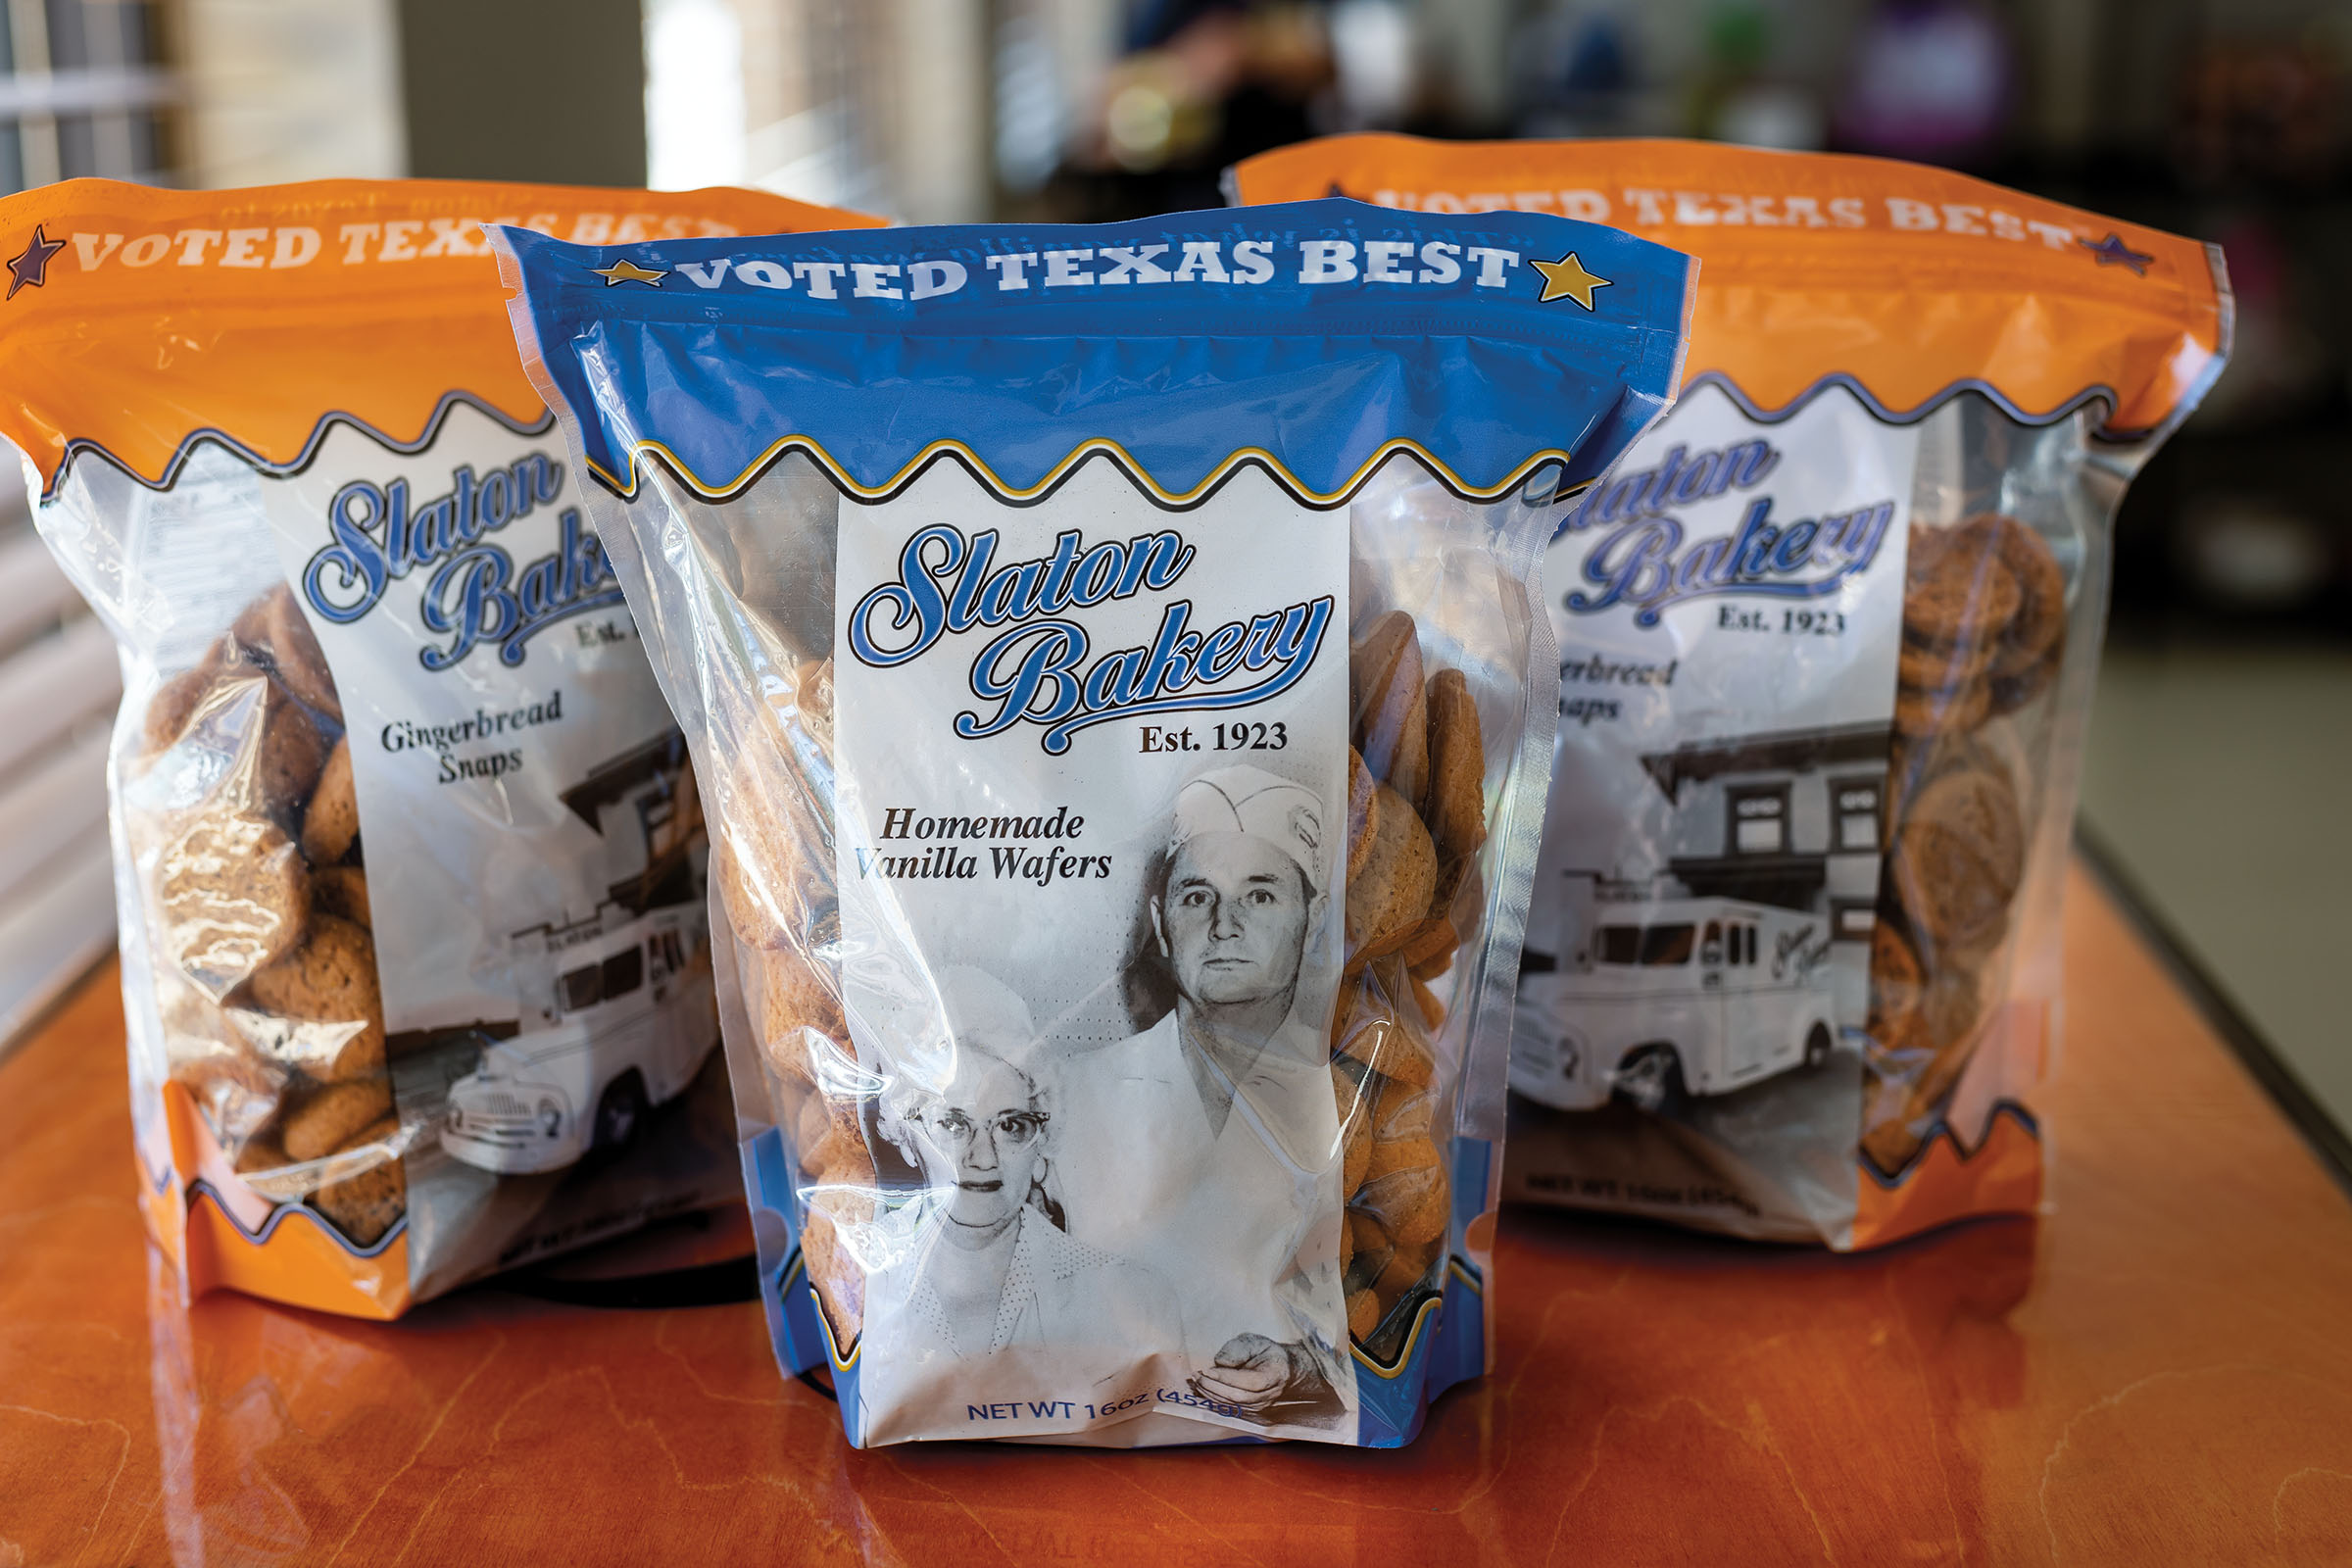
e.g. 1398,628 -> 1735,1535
1054,764 -> 1349,1429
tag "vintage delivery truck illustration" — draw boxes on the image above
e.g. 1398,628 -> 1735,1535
1513,722 -> 1884,1113
442,733 -> 717,1172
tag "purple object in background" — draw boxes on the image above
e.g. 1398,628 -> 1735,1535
1837,0 -> 2011,162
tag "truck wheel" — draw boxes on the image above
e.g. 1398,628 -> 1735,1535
1803,1024 -> 1834,1071
1613,1047 -> 1689,1119
594,1071 -> 648,1152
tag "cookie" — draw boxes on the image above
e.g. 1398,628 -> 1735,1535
141,638 -> 236,757
280,1076 -> 395,1161
312,863 -> 370,928
1409,972 -> 1445,1030
801,1209 -> 863,1345
1422,667 -> 1487,858
301,737 -> 359,864
1336,992 -> 1439,1090
1395,912 -> 1457,974
1895,627 -> 1999,694
1347,1287 -> 1380,1342
1892,676 -> 1991,739
1374,1080 -> 1437,1144
1987,515 -> 2067,677
1350,611 -> 1428,806
233,581 -> 341,722
233,1128 -> 289,1175
245,914 -> 386,1082
1357,1135 -> 1447,1248
714,754 -> 832,952
1372,1234 -> 1442,1315
793,1087 -> 868,1177
158,809 -> 311,997
1867,917 -> 1924,1033
1902,517 -> 2023,650
1344,1207 -> 1395,1296
1344,782 -> 1436,958
311,1120 -> 406,1247
1334,1069 -> 1375,1190
760,947 -> 846,1080
248,675 -> 330,820
170,1046 -> 288,1150
1986,648 -> 2060,716
1346,748 -> 1378,880
1890,765 -> 2024,955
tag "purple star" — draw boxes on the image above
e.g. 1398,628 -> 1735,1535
5,224 -> 64,299
2080,231 -> 2153,275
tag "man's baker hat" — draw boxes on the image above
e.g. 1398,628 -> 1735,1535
1169,765 -> 1326,887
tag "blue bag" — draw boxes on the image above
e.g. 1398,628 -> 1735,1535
497,201 -> 1691,1448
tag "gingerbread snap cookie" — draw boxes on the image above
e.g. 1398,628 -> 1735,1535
1902,517 -> 2024,651
170,1046 -> 288,1149
1895,627 -> 2000,695
158,809 -> 311,997
280,1076 -> 395,1162
311,863 -> 370,928
1892,674 -> 1993,739
245,913 -> 386,1082
1866,917 -> 1925,1033
301,737 -> 359,864
257,685 -> 329,818
1987,514 -> 2067,678
233,581 -> 342,722
1890,764 -> 2024,955
140,638 -> 235,758
311,1118 -> 406,1246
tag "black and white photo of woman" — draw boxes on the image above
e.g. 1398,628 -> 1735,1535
857,966 -> 1182,1440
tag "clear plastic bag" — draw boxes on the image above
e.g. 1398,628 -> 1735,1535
1234,136 -> 2231,1248
501,199 -> 1694,1442
0,178 -> 869,1313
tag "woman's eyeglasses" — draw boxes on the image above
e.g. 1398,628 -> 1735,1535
921,1107 -> 1049,1151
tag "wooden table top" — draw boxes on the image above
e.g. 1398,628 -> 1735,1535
5,861 -> 2351,1567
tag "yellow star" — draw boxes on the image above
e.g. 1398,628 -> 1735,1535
1533,253 -> 1610,309
591,258 -> 666,287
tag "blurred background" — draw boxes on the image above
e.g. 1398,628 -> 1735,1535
0,0 -> 2343,1127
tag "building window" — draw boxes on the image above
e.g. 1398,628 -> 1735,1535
1727,784 -> 1789,855
1832,899 -> 1879,943
1832,776 -> 1884,853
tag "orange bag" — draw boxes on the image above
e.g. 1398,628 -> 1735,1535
1234,137 -> 2230,1248
0,180 -> 879,1315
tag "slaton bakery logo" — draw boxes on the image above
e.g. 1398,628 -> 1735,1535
301,454 -> 626,671
847,523 -> 1334,755
1558,438 -> 1894,628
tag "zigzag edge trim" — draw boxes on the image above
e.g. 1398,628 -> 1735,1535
1859,1097 -> 2042,1189
184,1175 -> 409,1259
39,390 -> 555,499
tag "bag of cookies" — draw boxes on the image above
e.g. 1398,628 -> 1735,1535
0,179 -> 878,1316
497,200 -> 1693,1444
1233,138 -> 2231,1248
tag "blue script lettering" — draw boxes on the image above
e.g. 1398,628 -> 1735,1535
304,454 -> 563,623
1567,497 -> 1895,628
849,525 -> 1194,667
847,522 -> 1330,754
417,509 -> 624,669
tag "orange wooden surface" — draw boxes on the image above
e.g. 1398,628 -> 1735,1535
4,862 -> 2351,1566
